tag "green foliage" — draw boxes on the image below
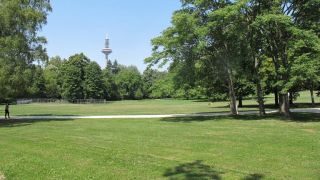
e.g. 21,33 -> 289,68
103,60 -> 122,100
234,77 -> 255,99
0,0 -> 51,99
61,53 -> 89,101
27,65 -> 46,98
150,73 -> 175,99
288,0 -> 320,35
289,30 -> 320,90
146,0 -> 320,116
142,68 -> 166,98
43,56 -> 64,98
84,62 -> 105,99
102,68 -> 120,100
114,65 -> 143,99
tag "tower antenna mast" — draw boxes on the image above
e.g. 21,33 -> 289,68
102,34 -> 112,67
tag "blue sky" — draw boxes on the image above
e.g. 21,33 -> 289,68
41,0 -> 181,71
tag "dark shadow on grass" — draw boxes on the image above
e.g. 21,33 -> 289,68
161,112 -> 320,123
213,104 -> 278,109
161,116 -> 225,123
242,173 -> 264,180
0,118 -> 74,128
289,112 -> 320,122
164,160 -> 265,180
14,114 -> 79,117
234,112 -> 320,122
290,102 -> 320,108
164,160 -> 223,180
194,111 -> 230,114
213,103 -> 320,110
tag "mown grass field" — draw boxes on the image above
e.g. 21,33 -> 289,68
8,91 -> 320,116
0,113 -> 319,179
0,91 -> 319,179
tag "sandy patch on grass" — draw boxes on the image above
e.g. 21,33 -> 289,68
0,172 -> 5,180
303,128 -> 317,134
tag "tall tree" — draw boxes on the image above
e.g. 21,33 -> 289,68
252,7 -> 295,117
251,0 -> 320,117
61,53 -> 89,101
289,31 -> 320,106
84,61 -> 105,99
0,0 -> 51,100
102,67 -> 120,100
240,0 -> 274,115
146,0 -> 244,115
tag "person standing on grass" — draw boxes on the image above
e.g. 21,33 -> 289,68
5,103 -> 10,119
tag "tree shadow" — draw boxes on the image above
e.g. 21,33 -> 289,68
234,112 -> 320,122
161,112 -> 320,123
164,161 -> 265,180
289,112 -> 320,122
0,118 -> 74,128
163,160 -> 223,180
161,116 -> 225,123
211,104 -> 278,110
14,114 -> 75,116
242,173 -> 264,180
290,102 -> 320,108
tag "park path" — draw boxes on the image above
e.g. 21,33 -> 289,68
1,108 -> 320,120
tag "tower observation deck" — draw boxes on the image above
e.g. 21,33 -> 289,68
102,34 -> 112,66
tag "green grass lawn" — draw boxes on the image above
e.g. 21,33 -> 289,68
8,90 -> 319,116
0,113 -> 319,179
11,99 -> 228,116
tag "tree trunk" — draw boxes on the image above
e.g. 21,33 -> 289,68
238,96 -> 243,108
256,80 -> 266,116
279,93 -> 290,117
227,68 -> 238,115
289,92 -> 294,105
310,88 -> 315,106
254,55 -> 265,116
274,89 -> 279,107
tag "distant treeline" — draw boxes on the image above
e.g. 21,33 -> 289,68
1,53 -> 225,102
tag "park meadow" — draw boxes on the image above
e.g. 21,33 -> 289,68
1,93 -> 320,179
1,0 -> 320,179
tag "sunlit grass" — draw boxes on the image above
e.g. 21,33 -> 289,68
7,91 -> 318,116
0,113 -> 319,179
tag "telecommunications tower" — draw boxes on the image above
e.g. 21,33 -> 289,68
102,34 -> 112,66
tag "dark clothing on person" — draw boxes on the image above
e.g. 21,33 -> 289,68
5,104 -> 10,119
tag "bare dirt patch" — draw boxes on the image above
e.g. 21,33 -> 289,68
0,172 -> 5,180
303,128 -> 317,134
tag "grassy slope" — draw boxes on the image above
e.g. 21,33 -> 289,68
0,114 -> 319,179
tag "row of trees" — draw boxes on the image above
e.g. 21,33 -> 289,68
2,51 -> 203,101
6,54 -> 155,101
46,55 -> 148,101
146,0 -> 320,117
0,0 -> 211,102
0,0 -> 184,102
0,0 -> 215,102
